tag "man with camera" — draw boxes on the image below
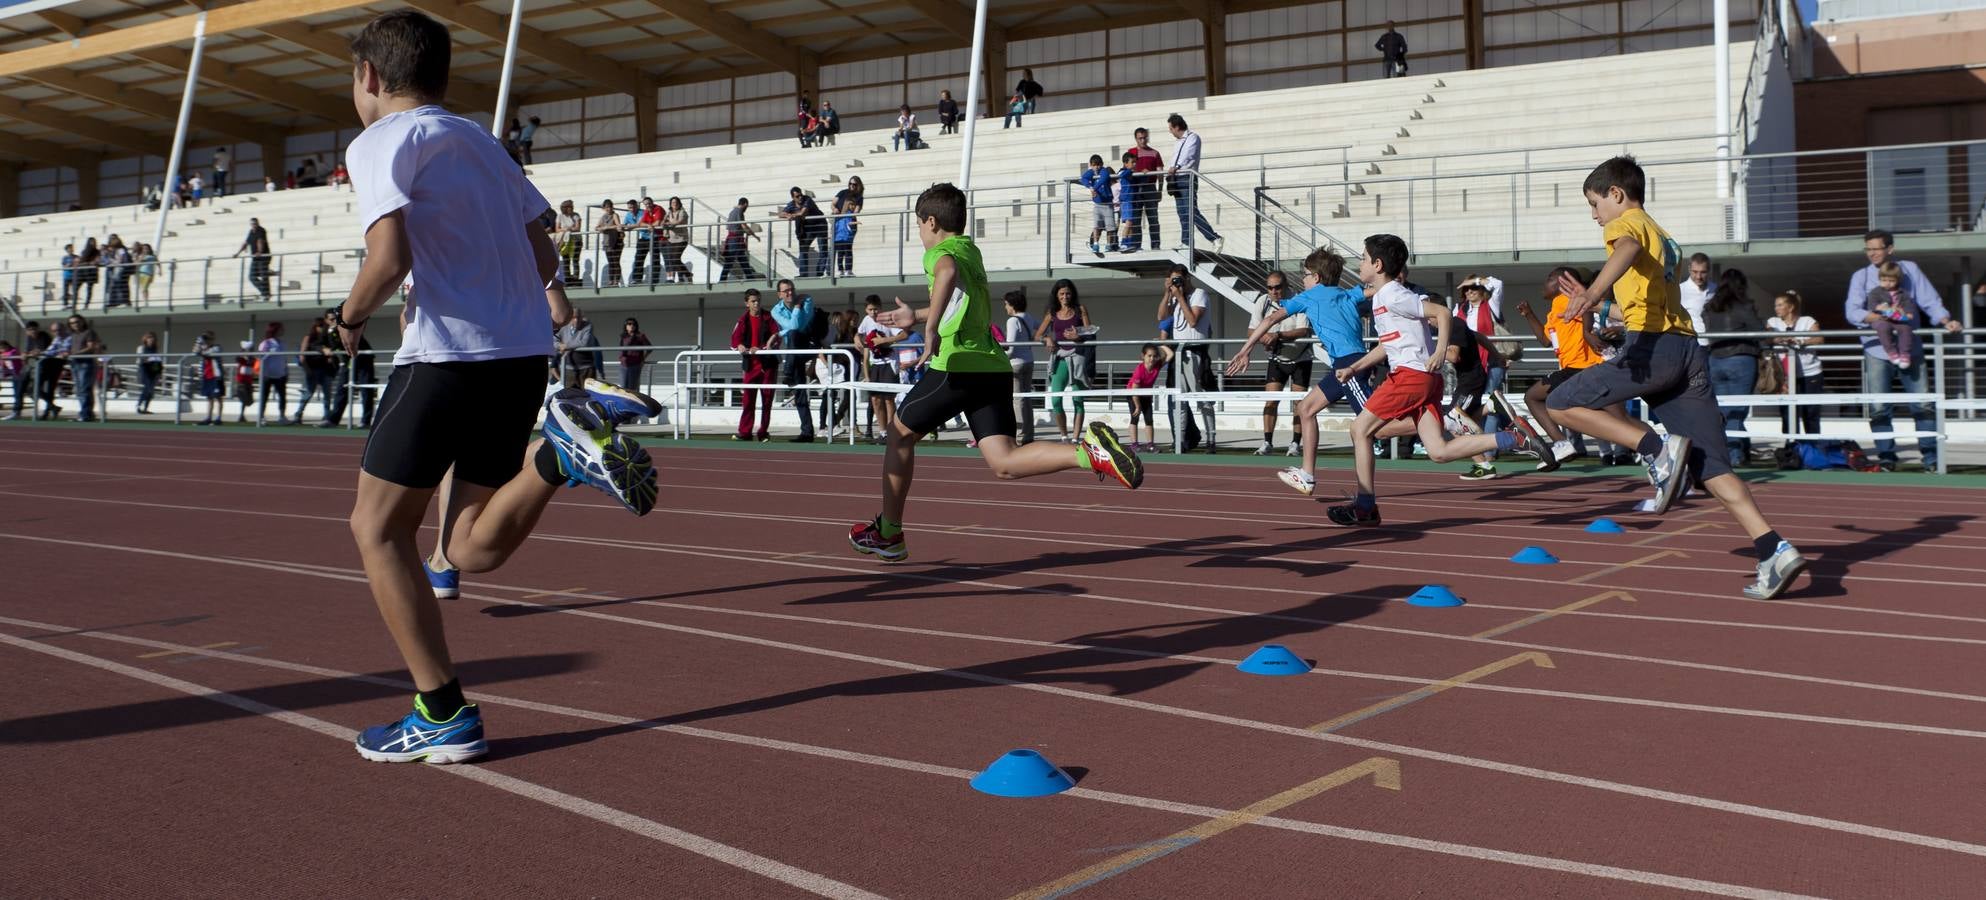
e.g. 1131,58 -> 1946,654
1157,263 -> 1217,451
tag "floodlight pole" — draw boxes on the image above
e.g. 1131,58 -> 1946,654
152,10 -> 207,253
491,0 -> 526,138
1713,0 -> 1731,200
957,0 -> 990,192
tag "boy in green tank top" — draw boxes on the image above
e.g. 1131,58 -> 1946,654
850,183 -> 1143,562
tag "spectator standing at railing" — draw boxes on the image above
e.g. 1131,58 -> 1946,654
858,294 -> 903,441
937,89 -> 959,134
1164,114 -> 1223,252
59,244 -> 77,308
1376,22 -> 1408,78
1002,288 -> 1039,445
1455,275 -> 1508,435
1159,262 -> 1218,452
10,322 -> 48,420
621,198 -> 642,282
135,243 -> 157,306
631,197 -> 660,285
1036,280 -> 1093,443
298,319 -> 338,422
554,200 -> 583,284
732,289 -> 777,442
817,311 -> 855,440
662,197 -> 692,283
103,236 -> 134,309
0,341 -> 20,420
1115,151 -> 1142,251
1702,269 -> 1764,468
720,197 -> 759,281
1679,253 -> 1713,346
1080,154 -> 1118,256
596,200 -> 625,287
134,332 -> 163,415
255,322 -> 293,425
1129,128 -> 1164,251
1767,290 -> 1823,441
556,306 -> 600,386
1843,229 -> 1961,472
192,331 -> 224,426
1250,270 -> 1313,457
76,238 -> 101,309
232,340 -> 258,424
832,177 -> 864,278
236,218 -> 272,302
780,187 -> 828,278
67,314 -> 103,423
770,279 -> 819,442
34,321 -> 67,420
618,317 -> 651,394
319,308 -> 376,428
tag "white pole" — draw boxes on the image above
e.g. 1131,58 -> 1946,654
490,0 -> 526,138
957,0 -> 990,191
1713,0 -> 1731,200
152,11 -> 208,253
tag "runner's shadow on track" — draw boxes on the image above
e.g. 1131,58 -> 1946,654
0,653 -> 590,745
484,591 -> 1391,760
1769,513 -> 1976,600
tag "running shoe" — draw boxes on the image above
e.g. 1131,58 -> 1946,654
425,560 -> 460,600
1550,440 -> 1581,465
1645,434 -> 1693,516
542,389 -> 658,516
1286,441 -> 1300,457
354,699 -> 487,764
1441,407 -> 1481,436
1742,541 -> 1808,600
1277,467 -> 1315,496
1325,503 -> 1381,527
1460,464 -> 1498,481
1081,422 -> 1144,489
849,516 -> 908,562
580,377 -> 663,425
1254,440 -> 1273,456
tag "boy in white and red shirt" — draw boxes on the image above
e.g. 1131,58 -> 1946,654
1326,234 -> 1546,526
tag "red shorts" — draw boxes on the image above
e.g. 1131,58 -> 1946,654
1364,367 -> 1443,422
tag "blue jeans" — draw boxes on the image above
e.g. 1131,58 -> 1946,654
70,360 -> 97,420
1707,355 -> 1756,466
1860,351 -> 1937,465
1173,181 -> 1220,245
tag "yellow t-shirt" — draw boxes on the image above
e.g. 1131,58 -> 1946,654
1547,293 -> 1605,370
1601,207 -> 1692,335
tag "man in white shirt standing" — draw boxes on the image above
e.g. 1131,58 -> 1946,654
335,10 -> 659,766
212,147 -> 230,198
1164,113 -> 1223,252
1158,262 -> 1217,451
1678,253 -> 1712,346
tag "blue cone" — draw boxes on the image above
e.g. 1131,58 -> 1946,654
1510,545 -> 1560,565
970,749 -> 1077,797
1237,644 -> 1312,676
1406,585 -> 1465,607
1585,518 -> 1626,534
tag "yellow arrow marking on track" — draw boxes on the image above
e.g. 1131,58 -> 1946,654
138,641 -> 236,659
1008,757 -> 1401,900
1472,590 -> 1638,640
1566,549 -> 1687,584
1308,652 -> 1555,734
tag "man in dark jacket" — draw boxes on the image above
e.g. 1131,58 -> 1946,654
1377,23 -> 1407,78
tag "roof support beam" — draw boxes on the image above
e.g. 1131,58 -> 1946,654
400,0 -> 647,99
257,19 -> 499,113
22,68 -> 274,144
0,96 -> 165,157
0,0 -> 388,79
638,0 -> 816,75
134,46 -> 357,124
0,163 -> 19,218
0,133 -> 105,170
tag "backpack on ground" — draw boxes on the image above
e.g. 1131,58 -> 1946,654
1794,440 -> 1877,472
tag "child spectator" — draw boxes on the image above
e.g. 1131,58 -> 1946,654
1766,290 -> 1824,439
59,243 -> 77,307
1865,261 -> 1918,368
858,294 -> 903,441
193,331 -> 224,425
1002,93 -> 1026,129
1115,152 -> 1141,252
233,340 -> 258,423
1002,289 -> 1039,444
892,105 -> 919,152
0,341 -> 20,419
1079,154 -> 1117,256
1128,343 -> 1167,452
816,311 -> 855,440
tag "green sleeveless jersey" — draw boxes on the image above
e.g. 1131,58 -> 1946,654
923,234 -> 1006,373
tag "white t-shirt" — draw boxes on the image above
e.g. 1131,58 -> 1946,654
1170,288 -> 1210,341
1767,315 -> 1822,378
857,314 -> 899,365
348,105 -> 554,365
1370,281 -> 1437,373
1678,278 -> 1712,346
1005,313 -> 1038,365
256,338 -> 288,380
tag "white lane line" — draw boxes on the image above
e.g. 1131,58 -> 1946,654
4,535 -> 1983,861
0,615 -> 1822,900
0,629 -> 889,900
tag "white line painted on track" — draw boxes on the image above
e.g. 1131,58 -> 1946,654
0,614 -> 1826,899
4,535 -> 1984,861
0,629 -> 889,900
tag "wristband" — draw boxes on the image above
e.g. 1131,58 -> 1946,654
333,305 -> 369,330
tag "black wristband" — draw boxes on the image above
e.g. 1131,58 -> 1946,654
334,305 -> 369,330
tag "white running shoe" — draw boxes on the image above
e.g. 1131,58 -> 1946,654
1441,407 -> 1480,436
1552,440 -> 1579,463
1743,541 -> 1808,600
1254,440 -> 1273,456
1277,467 -> 1315,497
1286,441 -> 1300,457
1646,434 -> 1694,515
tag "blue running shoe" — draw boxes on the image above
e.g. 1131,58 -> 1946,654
425,560 -> 460,600
542,389 -> 658,516
581,377 -> 662,425
354,698 -> 487,764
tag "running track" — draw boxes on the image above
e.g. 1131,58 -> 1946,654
2,425 -> 1984,898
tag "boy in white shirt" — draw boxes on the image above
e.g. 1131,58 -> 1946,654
334,10 -> 660,765
1326,234 -> 1544,525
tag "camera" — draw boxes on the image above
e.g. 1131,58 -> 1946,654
1169,275 -> 1186,287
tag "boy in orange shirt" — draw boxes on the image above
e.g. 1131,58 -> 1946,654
1507,266 -> 1619,472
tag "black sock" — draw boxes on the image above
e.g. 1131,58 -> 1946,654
1263,431 -> 1272,443
1752,530 -> 1783,562
533,441 -> 566,486
1635,431 -> 1663,458
418,678 -> 468,722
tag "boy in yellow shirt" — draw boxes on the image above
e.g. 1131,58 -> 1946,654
1545,156 -> 1806,600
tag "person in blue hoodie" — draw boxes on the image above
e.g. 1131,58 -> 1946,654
1115,151 -> 1142,252
1078,154 -> 1117,255
1224,247 -> 1372,496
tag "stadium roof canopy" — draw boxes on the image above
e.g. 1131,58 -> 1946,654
0,0 -> 1290,167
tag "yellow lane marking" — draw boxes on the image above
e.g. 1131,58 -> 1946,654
1472,591 -> 1638,640
1308,652 -> 1554,734
138,641 -> 236,659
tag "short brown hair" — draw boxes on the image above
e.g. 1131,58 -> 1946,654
915,183 -> 967,234
1302,248 -> 1345,284
351,10 -> 451,99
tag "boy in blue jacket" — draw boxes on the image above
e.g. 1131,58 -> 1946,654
1116,151 -> 1142,252
1079,154 -> 1117,255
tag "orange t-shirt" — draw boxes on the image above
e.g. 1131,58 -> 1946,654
1547,293 -> 1604,370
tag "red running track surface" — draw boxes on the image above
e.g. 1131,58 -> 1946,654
2,427 -> 1985,898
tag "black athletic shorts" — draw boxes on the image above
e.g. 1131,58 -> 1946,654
1452,367 -> 1488,413
1266,357 -> 1313,389
361,356 -> 548,490
1545,366 -> 1587,391
896,369 -> 1015,441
